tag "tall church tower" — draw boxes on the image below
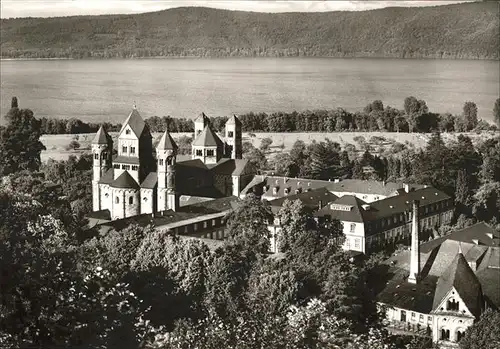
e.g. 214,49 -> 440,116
156,129 -> 179,212
91,126 -> 112,211
225,115 -> 242,159
194,112 -> 210,138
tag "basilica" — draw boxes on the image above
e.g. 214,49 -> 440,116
91,107 -> 255,220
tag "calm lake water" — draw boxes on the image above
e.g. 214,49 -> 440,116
1,58 -> 498,123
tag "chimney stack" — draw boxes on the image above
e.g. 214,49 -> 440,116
403,183 -> 410,193
408,200 -> 420,284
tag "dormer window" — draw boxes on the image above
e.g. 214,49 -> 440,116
284,188 -> 290,195
273,187 -> 279,195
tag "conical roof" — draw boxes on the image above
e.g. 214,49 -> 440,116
119,108 -> 145,137
226,114 -> 241,126
92,125 -> 111,145
156,130 -> 178,151
432,251 -> 483,317
111,171 -> 140,190
192,125 -> 223,147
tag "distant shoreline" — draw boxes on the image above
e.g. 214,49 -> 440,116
1,56 -> 498,62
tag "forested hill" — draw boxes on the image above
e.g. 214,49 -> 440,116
1,2 -> 498,60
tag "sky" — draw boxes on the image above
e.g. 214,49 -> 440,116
0,0 -> 473,19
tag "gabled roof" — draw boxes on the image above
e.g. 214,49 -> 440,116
192,125 -> 223,147
314,195 -> 369,223
111,171 -> 140,190
432,252 -> 483,318
119,108 -> 145,137
92,126 -> 111,145
226,115 -> 241,126
156,131 -> 178,151
141,172 -> 157,189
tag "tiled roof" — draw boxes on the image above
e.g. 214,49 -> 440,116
192,125 -> 223,147
92,126 -> 111,145
432,252 -> 483,318
240,175 -> 267,196
476,268 -> 500,308
113,155 -> 141,165
119,108 -> 145,137
156,131 -> 178,151
261,176 -> 332,199
141,172 -> 157,189
364,187 -> 451,221
327,180 -> 424,197
181,196 -> 239,214
225,115 -> 241,126
99,168 -> 114,185
268,187 -> 338,211
210,158 -> 252,176
376,268 -> 438,314
423,240 -> 485,277
179,196 -> 215,207
314,195 -> 369,223
177,159 -> 208,170
111,171 -> 140,190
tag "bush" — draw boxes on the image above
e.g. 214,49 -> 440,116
66,140 -> 80,150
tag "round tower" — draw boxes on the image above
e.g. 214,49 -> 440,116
91,126 -> 112,211
156,129 -> 179,212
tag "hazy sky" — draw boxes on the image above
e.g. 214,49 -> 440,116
1,0 -> 473,19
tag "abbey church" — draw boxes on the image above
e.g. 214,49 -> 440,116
91,107 -> 255,220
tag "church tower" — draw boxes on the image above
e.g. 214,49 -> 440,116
156,128 -> 179,212
225,115 -> 242,159
194,112 -> 209,138
91,126 -> 112,211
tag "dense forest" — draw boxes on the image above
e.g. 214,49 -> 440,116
1,2 -> 498,60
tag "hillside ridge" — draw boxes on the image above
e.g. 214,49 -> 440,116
1,2 -> 498,60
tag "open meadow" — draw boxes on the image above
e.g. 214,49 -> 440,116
40,131 -> 498,163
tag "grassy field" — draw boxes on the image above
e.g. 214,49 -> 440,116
40,131 -> 498,163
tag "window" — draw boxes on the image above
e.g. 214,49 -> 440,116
131,165 -> 138,171
121,164 -> 130,170
411,312 -> 415,318
203,221 -> 208,228
122,146 -> 127,153
196,149 -> 203,156
129,197 -> 133,204
113,164 -> 120,169
228,131 -> 234,137
440,329 -> 450,341
400,310 -> 406,322
115,197 -> 119,204
447,298 -> 459,311
419,314 -> 424,322
130,146 -> 136,154
350,223 -> 356,233
125,129 -> 130,135
159,159 -> 164,166
94,153 -> 99,160
428,316 -> 432,322
457,330 -> 465,342
354,238 -> 360,249
207,149 -> 214,157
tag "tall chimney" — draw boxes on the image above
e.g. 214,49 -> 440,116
408,200 -> 420,284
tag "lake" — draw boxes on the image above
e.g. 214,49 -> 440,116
1,58 -> 498,123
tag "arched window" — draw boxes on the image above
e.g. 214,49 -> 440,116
441,328 -> 450,341
129,196 -> 133,204
447,298 -> 459,311
456,330 -> 465,342
115,197 -> 119,204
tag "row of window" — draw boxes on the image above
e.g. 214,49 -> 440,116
122,146 -> 136,154
113,164 -> 139,171
158,158 -> 174,166
115,196 -> 135,204
440,328 -> 465,342
400,310 -> 432,323
195,149 -> 215,157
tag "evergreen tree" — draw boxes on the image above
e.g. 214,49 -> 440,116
11,96 -> 18,109
309,141 -> 341,180
352,161 -> 364,179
